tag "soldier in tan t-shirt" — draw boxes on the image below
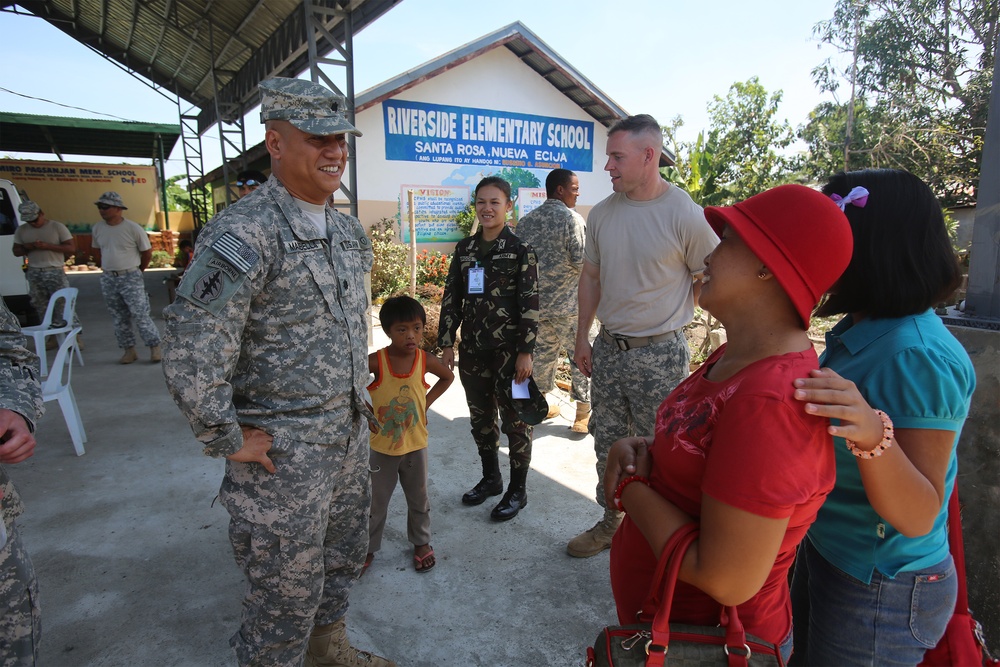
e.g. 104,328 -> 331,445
12,201 -> 79,332
90,191 -> 161,364
568,114 -> 719,558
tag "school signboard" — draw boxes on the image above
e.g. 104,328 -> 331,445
0,159 -> 159,231
383,100 -> 595,172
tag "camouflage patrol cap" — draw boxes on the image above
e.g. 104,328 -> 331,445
95,191 -> 128,209
18,201 -> 40,222
506,376 -> 550,426
259,77 -> 362,137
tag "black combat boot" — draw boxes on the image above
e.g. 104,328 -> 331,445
462,451 -> 504,505
490,466 -> 527,521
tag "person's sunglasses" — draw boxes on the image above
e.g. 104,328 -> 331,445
96,204 -> 112,210
236,179 -> 261,187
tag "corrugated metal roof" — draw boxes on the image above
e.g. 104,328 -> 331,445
3,0 -> 402,133
0,112 -> 181,159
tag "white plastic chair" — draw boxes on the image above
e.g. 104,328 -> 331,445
42,327 -> 87,456
21,287 -> 83,376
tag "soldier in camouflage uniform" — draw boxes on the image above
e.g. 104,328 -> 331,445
162,78 -> 394,667
514,169 -> 591,432
569,115 -> 718,558
438,176 -> 539,522
0,299 -> 44,666
90,192 -> 161,364
12,201 -> 80,332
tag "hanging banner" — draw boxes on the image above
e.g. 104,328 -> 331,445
399,185 -> 470,243
383,100 -> 594,171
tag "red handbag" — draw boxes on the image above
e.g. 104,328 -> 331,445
918,485 -> 998,666
587,523 -> 783,667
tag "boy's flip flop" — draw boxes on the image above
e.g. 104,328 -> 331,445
413,547 -> 435,573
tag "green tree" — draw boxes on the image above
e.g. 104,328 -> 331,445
662,79 -> 793,205
164,174 -> 213,213
662,117 -> 734,207
706,77 -> 795,200
808,0 -> 997,204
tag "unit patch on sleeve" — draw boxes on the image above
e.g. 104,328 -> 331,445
213,232 -> 260,273
175,233 -> 256,316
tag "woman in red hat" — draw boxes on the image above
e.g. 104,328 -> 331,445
604,184 -> 853,661
789,169 -> 974,666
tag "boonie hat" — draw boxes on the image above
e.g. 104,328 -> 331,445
259,78 -> 362,137
95,191 -> 128,209
18,201 -> 40,222
704,184 -> 853,328
505,376 -> 550,426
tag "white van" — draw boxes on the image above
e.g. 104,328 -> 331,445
0,179 -> 39,325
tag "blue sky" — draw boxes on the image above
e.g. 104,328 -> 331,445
1,0 -> 842,178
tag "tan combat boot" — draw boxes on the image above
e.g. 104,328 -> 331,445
119,347 -> 138,364
570,402 -> 591,433
567,507 -> 623,558
304,618 -> 397,667
150,345 -> 162,362
545,397 -> 561,420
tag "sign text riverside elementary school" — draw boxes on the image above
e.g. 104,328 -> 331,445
383,100 -> 594,171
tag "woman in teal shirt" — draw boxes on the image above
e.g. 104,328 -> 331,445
789,169 -> 975,666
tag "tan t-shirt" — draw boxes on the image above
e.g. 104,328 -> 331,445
584,184 -> 718,337
91,219 -> 151,271
13,220 -> 73,268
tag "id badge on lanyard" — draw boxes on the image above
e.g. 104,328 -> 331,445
468,263 -> 485,295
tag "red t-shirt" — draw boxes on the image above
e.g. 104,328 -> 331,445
609,345 -> 835,645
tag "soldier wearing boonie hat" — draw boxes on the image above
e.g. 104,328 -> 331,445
163,78 -> 392,667
94,191 -> 128,209
90,190 -> 161,364
12,200 -> 81,335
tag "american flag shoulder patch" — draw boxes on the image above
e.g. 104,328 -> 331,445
211,232 -> 259,273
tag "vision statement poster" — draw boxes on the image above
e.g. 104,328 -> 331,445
383,100 -> 595,171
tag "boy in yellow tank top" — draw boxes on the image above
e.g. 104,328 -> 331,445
365,296 -> 454,573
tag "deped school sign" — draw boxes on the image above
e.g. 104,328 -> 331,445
0,159 -> 159,231
383,100 -> 594,171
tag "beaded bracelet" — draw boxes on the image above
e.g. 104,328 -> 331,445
846,409 -> 894,459
613,475 -> 650,512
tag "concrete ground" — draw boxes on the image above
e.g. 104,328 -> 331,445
10,269 -> 616,667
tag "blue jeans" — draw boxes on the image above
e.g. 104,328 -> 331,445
789,537 -> 956,666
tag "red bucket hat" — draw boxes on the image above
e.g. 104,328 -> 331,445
704,184 -> 853,328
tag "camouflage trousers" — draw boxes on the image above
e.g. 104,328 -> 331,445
0,522 -> 40,666
224,419 -> 371,667
458,344 -> 532,471
533,316 -> 590,403
25,267 -> 78,329
588,330 -> 689,507
98,271 -> 161,349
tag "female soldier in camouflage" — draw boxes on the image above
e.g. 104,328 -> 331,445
438,176 -> 539,522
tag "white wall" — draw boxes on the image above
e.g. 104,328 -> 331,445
355,46 -> 615,224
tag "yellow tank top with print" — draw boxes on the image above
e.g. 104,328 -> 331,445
367,348 -> 430,455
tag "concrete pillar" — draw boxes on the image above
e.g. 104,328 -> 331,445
944,322 -> 1000,650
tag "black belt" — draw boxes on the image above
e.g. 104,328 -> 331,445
105,269 -> 139,276
599,326 -> 678,351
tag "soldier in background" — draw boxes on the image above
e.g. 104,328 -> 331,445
162,78 -> 394,667
12,201 -> 81,337
0,299 -> 44,666
235,170 -> 268,199
90,192 -> 161,365
515,169 -> 591,432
